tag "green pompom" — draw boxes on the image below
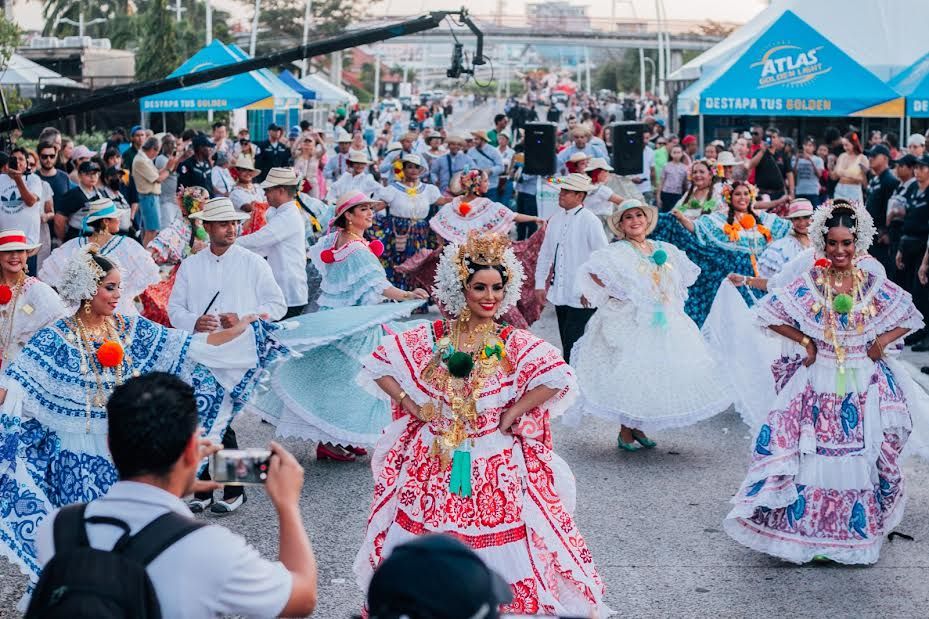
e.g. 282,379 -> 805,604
832,293 -> 853,314
652,248 -> 668,266
446,351 -> 474,378
194,226 -> 208,241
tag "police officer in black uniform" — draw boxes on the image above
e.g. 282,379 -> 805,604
897,154 -> 929,349
255,123 -> 292,183
176,134 -> 215,196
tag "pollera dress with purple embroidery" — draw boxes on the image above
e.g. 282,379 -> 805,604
724,264 -> 925,564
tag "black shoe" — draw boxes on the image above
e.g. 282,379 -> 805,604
921,367 -> 929,375
210,494 -> 246,514
905,331 -> 926,346
188,497 -> 214,513
912,340 -> 929,352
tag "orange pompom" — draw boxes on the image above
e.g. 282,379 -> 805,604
97,340 -> 124,368
458,201 -> 471,216
739,214 -> 756,229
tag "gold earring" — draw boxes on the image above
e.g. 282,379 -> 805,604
460,307 -> 472,322
84,302 -> 92,315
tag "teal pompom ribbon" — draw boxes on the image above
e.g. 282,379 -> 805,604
835,367 -> 857,396
449,450 -> 472,497
651,305 -> 667,329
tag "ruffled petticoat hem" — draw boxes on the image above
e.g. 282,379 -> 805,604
723,491 -> 907,566
565,393 -> 732,432
267,371 -> 384,447
276,301 -> 424,351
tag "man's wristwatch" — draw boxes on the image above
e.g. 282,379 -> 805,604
396,390 -> 408,404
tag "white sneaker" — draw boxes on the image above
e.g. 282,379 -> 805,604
210,494 -> 246,514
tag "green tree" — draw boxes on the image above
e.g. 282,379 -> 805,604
0,16 -> 22,67
593,49 -> 660,95
42,0 -> 132,37
254,0 -> 369,55
135,0 -> 179,81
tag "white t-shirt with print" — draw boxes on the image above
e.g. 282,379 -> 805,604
0,173 -> 44,244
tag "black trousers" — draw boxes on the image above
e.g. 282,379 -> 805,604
195,426 -> 243,501
515,192 -> 538,241
284,304 -> 307,319
555,305 -> 596,364
899,237 -> 929,340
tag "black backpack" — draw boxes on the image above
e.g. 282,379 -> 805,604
26,503 -> 207,619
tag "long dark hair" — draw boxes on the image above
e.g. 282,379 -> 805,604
725,180 -> 759,225
681,159 -> 716,203
464,260 -> 509,285
823,200 -> 858,240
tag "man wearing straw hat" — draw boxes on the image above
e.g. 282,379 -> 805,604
534,172 -> 608,363
430,134 -> 471,194
380,131 -> 429,182
467,130 -> 505,201
169,196 -> 286,513
238,167 -> 308,318
323,130 -> 354,183
326,150 -> 382,203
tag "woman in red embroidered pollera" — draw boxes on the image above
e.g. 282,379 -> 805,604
354,231 -> 610,617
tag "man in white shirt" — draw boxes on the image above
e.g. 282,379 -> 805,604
630,137 -> 656,205
556,126 -> 609,174
323,130 -> 353,183
238,167 -> 309,317
534,173 -> 608,363
169,197 -> 285,513
0,149 -> 42,272
35,373 -> 317,618
326,150 -> 382,203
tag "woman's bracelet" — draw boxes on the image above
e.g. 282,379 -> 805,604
800,335 -> 811,348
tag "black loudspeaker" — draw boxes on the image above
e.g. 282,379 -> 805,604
523,122 -> 557,176
611,122 -> 646,176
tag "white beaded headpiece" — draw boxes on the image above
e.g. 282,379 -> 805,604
58,245 -> 118,306
809,199 -> 875,255
434,231 -> 524,319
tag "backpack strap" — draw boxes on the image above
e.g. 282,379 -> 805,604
52,503 -> 91,552
120,511 -> 208,567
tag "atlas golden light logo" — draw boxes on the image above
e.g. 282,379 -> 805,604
751,44 -> 831,89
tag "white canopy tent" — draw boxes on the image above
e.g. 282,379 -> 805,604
299,73 -> 358,106
0,54 -> 85,97
671,0 -> 928,84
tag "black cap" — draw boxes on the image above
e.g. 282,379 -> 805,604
892,153 -> 919,167
191,134 -> 214,149
367,535 -> 512,619
268,123 -> 283,132
916,154 -> 929,168
865,144 -> 890,158
78,160 -> 101,174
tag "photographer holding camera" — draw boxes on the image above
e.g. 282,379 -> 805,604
31,373 -> 317,618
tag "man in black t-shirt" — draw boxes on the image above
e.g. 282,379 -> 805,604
750,128 -> 789,200
176,135 -> 215,196
865,144 -> 900,276
56,161 -> 102,241
255,124 -> 292,182
899,154 -> 929,348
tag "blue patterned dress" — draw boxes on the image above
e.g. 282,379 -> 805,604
0,315 -> 288,581
651,211 -> 791,326
251,232 -> 425,447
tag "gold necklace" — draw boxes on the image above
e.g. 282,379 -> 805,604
0,273 -> 27,364
89,231 -> 112,247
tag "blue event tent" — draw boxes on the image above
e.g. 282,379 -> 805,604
140,40 -> 302,112
677,11 -> 904,120
889,52 -> 929,119
278,70 -> 317,100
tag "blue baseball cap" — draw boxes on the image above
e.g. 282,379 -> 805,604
130,125 -> 145,136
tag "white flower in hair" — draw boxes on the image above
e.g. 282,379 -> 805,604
58,245 -> 119,306
809,199 -> 876,256
433,231 -> 524,319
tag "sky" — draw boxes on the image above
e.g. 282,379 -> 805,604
9,0 -> 770,36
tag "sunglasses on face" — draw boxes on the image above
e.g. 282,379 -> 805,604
40,153 -> 56,159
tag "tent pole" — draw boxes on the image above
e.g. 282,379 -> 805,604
904,115 -> 908,142
698,114 -> 704,152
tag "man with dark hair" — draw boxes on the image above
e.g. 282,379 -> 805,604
255,124 -> 292,182
486,113 -> 509,147
0,148 -> 42,270
865,144 -> 899,275
122,125 -> 147,169
35,372 -> 318,618
749,127 -> 789,201
177,134 -> 215,197
36,141 -> 72,220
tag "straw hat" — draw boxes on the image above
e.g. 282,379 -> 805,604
386,141 -> 403,152
347,150 -> 371,165
84,198 -> 120,224
400,153 -> 425,168
445,134 -> 466,145
716,151 -> 741,167
188,197 -> 250,222
260,167 -> 300,188
0,229 -> 40,252
567,151 -> 590,164
607,198 -> 658,239
587,157 -> 614,172
786,198 -> 814,218
470,130 -> 489,142
402,131 -> 419,142
335,129 -> 352,143
556,172 -> 595,193
232,154 -> 257,170
333,190 -> 379,222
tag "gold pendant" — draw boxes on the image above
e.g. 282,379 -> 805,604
20,304 -> 33,315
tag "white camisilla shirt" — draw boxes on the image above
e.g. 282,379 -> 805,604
167,243 -> 286,332
534,204 -> 609,308
236,200 -> 309,307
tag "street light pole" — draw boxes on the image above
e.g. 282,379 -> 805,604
300,0 -> 312,77
249,0 -> 261,57
206,0 -> 213,45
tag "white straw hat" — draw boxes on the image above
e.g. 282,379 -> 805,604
608,198 -> 658,239
555,172 -> 595,193
586,157 -> 614,172
347,150 -> 370,165
188,197 -> 250,221
260,167 -> 300,188
0,229 -> 40,252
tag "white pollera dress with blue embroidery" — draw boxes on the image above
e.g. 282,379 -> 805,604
724,267 -> 927,564
252,232 -> 424,446
0,316 -> 289,582
566,240 -> 731,431
38,235 -> 160,315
